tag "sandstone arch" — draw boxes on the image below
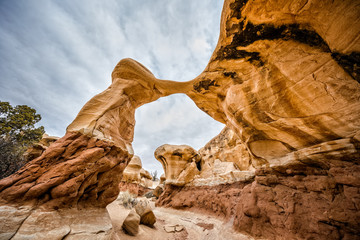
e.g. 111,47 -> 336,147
1,0 -> 360,239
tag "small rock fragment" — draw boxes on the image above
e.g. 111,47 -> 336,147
164,224 -> 185,233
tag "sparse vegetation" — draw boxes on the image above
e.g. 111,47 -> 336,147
117,191 -> 138,209
151,170 -> 158,181
0,101 -> 45,179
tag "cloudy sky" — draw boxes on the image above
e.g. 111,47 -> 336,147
0,0 -> 225,174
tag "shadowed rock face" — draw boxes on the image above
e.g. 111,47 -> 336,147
0,0 -> 359,239
199,127 -> 252,171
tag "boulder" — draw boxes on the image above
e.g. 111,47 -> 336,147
135,199 -> 156,227
122,210 -> 140,236
153,185 -> 164,198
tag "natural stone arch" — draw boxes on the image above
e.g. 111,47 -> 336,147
2,0 -> 360,208
0,58 -> 196,209
0,0 -> 359,239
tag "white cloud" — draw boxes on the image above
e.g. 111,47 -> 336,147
0,0 -> 224,174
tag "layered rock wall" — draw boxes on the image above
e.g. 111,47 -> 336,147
158,138 -> 360,239
0,132 -> 130,239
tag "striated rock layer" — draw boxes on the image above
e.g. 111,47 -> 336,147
0,132 -> 130,239
158,138 -> 360,239
23,133 -> 59,162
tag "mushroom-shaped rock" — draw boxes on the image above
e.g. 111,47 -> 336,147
155,144 -> 201,186
140,168 -> 153,188
122,155 -> 142,183
140,168 -> 152,180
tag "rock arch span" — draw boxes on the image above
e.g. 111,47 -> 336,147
1,0 -> 360,239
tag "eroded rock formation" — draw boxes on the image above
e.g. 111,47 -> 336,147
0,0 -> 359,239
0,59 -> 191,239
23,133 -> 59,162
156,0 -> 360,239
185,0 -> 360,168
155,144 -> 201,186
140,168 -> 153,188
192,126 -> 255,186
0,132 -> 128,239
119,155 -> 154,196
122,155 -> 142,183
199,127 -> 252,171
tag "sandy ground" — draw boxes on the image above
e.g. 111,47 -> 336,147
107,199 -> 253,240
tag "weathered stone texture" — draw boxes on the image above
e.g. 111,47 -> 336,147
186,0 -> 360,168
158,152 -> 360,239
199,126 -> 252,171
0,132 -> 130,209
155,144 -> 201,186
122,155 -> 142,183
23,134 -> 59,162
